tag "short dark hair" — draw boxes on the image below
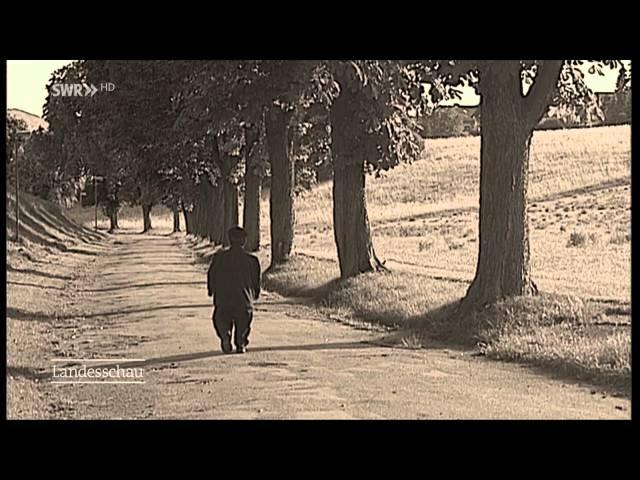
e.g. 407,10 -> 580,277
228,226 -> 247,245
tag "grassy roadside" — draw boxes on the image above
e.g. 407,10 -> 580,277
6,192 -> 108,418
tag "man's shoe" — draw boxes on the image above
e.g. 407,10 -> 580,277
221,338 -> 233,354
236,346 -> 247,354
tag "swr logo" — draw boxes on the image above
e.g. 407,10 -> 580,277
51,83 -> 115,97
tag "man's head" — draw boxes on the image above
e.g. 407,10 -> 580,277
228,227 -> 247,248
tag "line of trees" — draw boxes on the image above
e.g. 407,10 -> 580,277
37,59 -> 630,324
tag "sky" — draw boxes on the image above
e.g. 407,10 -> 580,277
5,60 -> 631,117
445,61 -> 631,106
6,60 -> 75,116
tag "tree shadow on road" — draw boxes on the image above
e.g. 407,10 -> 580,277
83,281 -> 205,293
7,365 -> 50,381
7,264 -> 73,280
6,303 -> 213,323
7,281 -> 67,291
62,341 -> 382,371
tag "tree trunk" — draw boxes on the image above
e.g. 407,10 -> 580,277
222,180 -> 239,247
243,124 -> 261,252
192,202 -> 202,236
106,198 -> 119,233
194,194 -> 207,238
209,182 -> 226,244
459,61 -> 545,312
218,149 -> 240,247
330,83 -> 385,279
196,177 -> 220,243
182,202 -> 192,234
109,211 -> 118,233
142,204 -> 153,232
201,136 -> 228,245
266,105 -> 294,265
172,208 -> 181,233
243,167 -> 261,252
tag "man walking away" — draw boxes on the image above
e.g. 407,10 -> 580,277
207,227 -> 261,354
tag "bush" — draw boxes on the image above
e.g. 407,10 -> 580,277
567,231 -> 598,248
419,107 -> 472,138
567,232 -> 586,247
537,117 -> 566,131
418,240 -> 433,252
609,232 -> 631,245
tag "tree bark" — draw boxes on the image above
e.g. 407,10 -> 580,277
243,124 -> 261,252
330,82 -> 385,279
458,61 -> 561,312
266,105 -> 294,265
142,204 -> 153,232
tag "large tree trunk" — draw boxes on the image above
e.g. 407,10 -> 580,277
243,124 -> 261,252
458,61 -> 561,312
266,105 -> 294,265
332,160 -> 384,278
202,135 -> 230,245
142,204 -> 153,232
330,82 -> 385,279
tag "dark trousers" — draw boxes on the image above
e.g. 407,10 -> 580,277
213,305 -> 253,349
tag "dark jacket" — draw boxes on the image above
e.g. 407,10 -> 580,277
207,246 -> 261,309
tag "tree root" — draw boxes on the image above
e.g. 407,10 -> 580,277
372,250 -> 391,273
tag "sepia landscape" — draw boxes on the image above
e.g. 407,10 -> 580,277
6,60 -> 631,419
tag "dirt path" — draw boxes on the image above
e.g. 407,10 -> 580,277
42,231 -> 630,419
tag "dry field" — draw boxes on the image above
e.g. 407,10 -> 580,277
283,125 -> 631,303
6,192 -> 107,418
